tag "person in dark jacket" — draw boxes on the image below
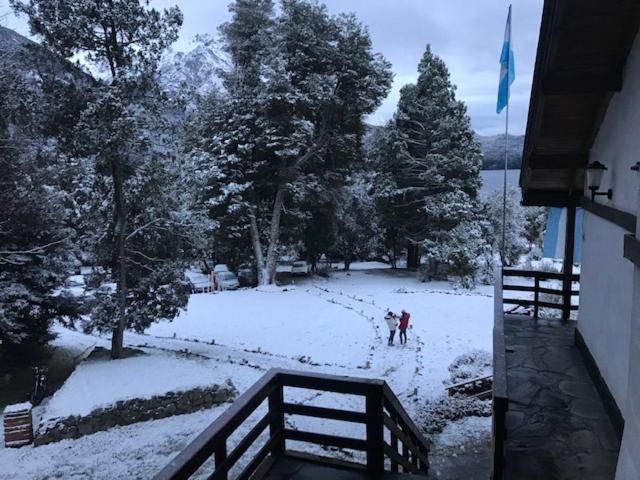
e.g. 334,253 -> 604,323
399,310 -> 410,344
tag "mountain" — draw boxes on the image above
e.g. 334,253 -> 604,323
0,25 -> 91,86
159,35 -> 228,100
475,134 -> 524,170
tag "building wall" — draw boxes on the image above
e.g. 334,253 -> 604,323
579,29 -> 640,480
578,215 -> 633,409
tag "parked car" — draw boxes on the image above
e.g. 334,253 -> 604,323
216,271 -> 240,290
238,264 -> 258,287
185,269 -> 212,293
214,264 -> 231,273
276,260 -> 293,273
291,260 -> 310,276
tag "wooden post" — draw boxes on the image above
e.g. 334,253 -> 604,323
366,389 -> 385,475
214,442 -> 228,480
562,206 -> 577,321
534,274 -> 540,320
268,384 -> 285,456
390,412 -> 399,473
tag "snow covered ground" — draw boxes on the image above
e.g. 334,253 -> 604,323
0,265 -> 493,479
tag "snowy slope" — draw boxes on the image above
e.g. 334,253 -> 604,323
0,267 -> 493,479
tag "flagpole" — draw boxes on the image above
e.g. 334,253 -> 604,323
500,4 -> 512,265
501,84 -> 509,263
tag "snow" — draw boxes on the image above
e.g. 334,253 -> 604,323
185,268 -> 210,289
3,402 -> 32,414
40,350 -> 231,424
0,265 -> 493,479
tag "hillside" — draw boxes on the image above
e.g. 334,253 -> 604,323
475,134 -> 524,170
0,25 -> 90,86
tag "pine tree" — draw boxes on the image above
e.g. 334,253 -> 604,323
331,174 -> 383,270
371,45 -> 483,276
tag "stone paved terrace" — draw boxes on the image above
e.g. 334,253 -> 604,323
503,315 -> 620,480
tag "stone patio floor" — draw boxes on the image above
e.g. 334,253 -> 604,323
503,315 -> 620,480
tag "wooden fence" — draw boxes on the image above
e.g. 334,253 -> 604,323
502,268 -> 580,319
154,368 -> 430,480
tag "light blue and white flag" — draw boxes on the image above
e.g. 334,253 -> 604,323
497,5 -> 515,114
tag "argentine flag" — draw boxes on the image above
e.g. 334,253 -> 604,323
497,5 -> 515,114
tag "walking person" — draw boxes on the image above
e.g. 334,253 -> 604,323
385,311 -> 397,346
399,309 -> 410,345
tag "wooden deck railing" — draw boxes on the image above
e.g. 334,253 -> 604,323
154,369 -> 430,480
502,268 -> 579,319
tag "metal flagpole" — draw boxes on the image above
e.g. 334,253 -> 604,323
500,4 -> 512,265
501,87 -> 509,263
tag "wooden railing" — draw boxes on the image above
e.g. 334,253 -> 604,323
502,268 -> 579,319
492,272 -> 508,480
154,369 -> 430,480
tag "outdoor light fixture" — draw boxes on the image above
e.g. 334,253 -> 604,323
632,161 -> 640,172
586,161 -> 612,202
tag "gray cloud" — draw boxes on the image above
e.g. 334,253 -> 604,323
2,0 -> 543,134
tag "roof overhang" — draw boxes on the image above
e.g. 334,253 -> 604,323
520,0 -> 640,207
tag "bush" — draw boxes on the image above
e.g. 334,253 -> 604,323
448,350 -> 492,384
416,395 -> 492,435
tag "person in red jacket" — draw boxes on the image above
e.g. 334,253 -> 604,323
399,310 -> 410,345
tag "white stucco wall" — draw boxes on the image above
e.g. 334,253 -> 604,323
579,215 -> 633,409
579,29 -> 640,480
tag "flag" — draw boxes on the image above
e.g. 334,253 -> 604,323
497,5 -> 515,114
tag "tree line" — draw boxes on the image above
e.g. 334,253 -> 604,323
0,0 -> 544,365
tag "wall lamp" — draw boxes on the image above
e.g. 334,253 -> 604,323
632,161 -> 640,172
587,161 -> 612,202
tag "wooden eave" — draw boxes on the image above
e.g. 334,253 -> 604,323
520,0 -> 640,207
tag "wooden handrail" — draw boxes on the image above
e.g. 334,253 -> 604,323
502,267 -> 580,282
154,368 -> 429,480
502,267 -> 580,319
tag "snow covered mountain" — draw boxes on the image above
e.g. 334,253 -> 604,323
159,35 -> 228,99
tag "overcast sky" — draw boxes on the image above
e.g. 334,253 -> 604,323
2,0 -> 543,135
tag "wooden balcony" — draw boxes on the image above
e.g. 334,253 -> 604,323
154,369 -> 430,480
492,272 -> 621,480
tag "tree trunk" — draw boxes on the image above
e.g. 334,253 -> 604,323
407,243 -> 420,269
111,157 -> 127,360
263,185 -> 285,285
248,207 -> 266,285
344,256 -> 351,271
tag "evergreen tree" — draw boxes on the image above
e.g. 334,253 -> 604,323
483,187 -> 528,266
371,45 -> 483,275
193,0 -> 392,284
11,0 -> 189,359
0,66 -> 79,364
331,174 -> 383,270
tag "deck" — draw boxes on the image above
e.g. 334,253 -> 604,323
502,315 -> 620,479
259,454 -> 419,479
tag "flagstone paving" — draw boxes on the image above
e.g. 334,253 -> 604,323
503,316 -> 620,480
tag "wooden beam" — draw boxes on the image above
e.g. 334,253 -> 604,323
521,189 -> 582,207
542,72 -> 622,96
530,153 -> 588,169
581,197 -> 637,233
624,234 -> 640,267
562,206 -> 577,321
